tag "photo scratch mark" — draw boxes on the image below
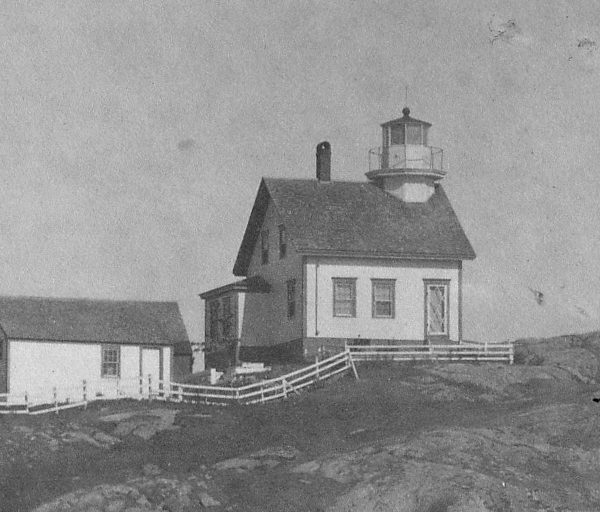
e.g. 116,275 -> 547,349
488,17 -> 521,45
577,37 -> 597,51
527,287 -> 545,306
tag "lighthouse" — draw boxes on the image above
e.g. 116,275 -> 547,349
366,107 -> 445,203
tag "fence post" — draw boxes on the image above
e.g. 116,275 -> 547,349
509,343 -> 514,365
53,386 -> 58,414
148,374 -> 152,400
283,379 -> 288,398
24,392 -> 29,414
315,354 -> 320,382
260,383 -> 264,403
348,351 -> 360,380
116,377 -> 120,397
83,380 -> 87,409
139,376 -> 143,400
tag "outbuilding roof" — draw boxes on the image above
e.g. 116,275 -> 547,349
0,296 -> 191,354
233,178 -> 475,276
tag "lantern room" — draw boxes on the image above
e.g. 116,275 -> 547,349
383,106 -> 430,147
366,107 -> 445,203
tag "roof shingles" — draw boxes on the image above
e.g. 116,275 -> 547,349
234,178 -> 475,276
0,297 -> 191,354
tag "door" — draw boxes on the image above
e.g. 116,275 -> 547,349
425,282 -> 449,343
141,348 -> 161,394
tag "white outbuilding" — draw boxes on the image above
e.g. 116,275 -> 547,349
0,296 -> 192,398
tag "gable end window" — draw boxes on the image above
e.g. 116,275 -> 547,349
286,279 -> 296,318
261,229 -> 269,265
333,278 -> 356,317
101,345 -> 120,378
279,225 -> 287,259
372,279 -> 395,318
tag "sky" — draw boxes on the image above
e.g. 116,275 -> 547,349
0,0 -> 599,344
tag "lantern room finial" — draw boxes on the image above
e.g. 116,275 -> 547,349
402,106 -> 410,117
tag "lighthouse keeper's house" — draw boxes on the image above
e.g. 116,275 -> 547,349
200,108 -> 476,364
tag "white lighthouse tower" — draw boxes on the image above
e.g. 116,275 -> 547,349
366,107 -> 445,203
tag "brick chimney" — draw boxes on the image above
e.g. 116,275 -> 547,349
316,141 -> 331,182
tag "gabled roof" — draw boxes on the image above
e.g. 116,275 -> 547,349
0,296 -> 191,354
233,178 -> 476,276
199,276 -> 271,300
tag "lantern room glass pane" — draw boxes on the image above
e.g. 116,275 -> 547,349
390,124 -> 405,145
406,124 -> 422,144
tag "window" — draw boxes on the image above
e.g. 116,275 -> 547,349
279,225 -> 287,259
286,279 -> 296,318
406,124 -> 422,144
221,296 -> 232,338
333,278 -> 356,317
101,345 -> 120,378
209,300 -> 220,341
372,279 -> 395,318
261,229 -> 269,264
390,124 -> 405,145
207,296 -> 237,350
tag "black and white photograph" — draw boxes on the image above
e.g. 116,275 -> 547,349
1,2 -> 600,511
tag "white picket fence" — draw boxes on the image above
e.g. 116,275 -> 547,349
0,350 -> 358,415
161,349 -> 357,405
0,375 -> 165,415
347,341 -> 514,364
0,342 -> 514,415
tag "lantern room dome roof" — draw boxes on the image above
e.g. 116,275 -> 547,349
380,107 -> 432,127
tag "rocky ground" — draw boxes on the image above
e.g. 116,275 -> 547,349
3,331 -> 600,511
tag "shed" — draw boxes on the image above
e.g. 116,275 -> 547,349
0,296 -> 192,396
